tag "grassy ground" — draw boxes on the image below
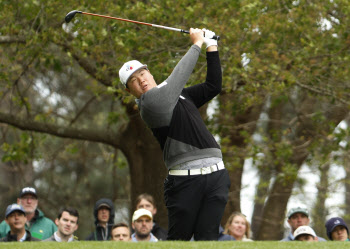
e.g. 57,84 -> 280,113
0,241 -> 349,249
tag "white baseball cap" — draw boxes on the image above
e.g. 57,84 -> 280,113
119,60 -> 147,87
132,208 -> 153,222
293,226 -> 316,240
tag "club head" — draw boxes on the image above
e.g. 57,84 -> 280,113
65,10 -> 82,23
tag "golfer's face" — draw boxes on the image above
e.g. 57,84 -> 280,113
126,69 -> 157,98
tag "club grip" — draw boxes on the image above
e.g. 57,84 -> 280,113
182,30 -> 220,41
212,35 -> 220,41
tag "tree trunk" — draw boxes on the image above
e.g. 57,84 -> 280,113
121,103 -> 168,228
344,147 -> 350,226
218,93 -> 263,224
251,166 -> 273,239
312,162 -> 330,239
256,160 -> 305,240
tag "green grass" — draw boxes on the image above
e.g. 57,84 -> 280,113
0,241 -> 349,249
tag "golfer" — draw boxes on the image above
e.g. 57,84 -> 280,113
119,28 -> 230,241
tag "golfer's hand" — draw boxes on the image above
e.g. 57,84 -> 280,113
203,29 -> 218,51
190,28 -> 204,48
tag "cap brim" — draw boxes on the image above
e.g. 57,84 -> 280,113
288,211 -> 308,219
295,233 -> 314,240
97,204 -> 111,210
331,224 -> 347,233
6,209 -> 26,218
133,214 -> 152,222
20,192 -> 37,198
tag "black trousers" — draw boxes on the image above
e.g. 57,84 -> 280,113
164,169 -> 231,241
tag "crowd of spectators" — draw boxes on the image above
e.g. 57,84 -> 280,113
1,187 -> 349,242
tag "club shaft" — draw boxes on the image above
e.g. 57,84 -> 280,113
80,12 -> 219,40
82,12 -> 154,26
82,12 -> 188,33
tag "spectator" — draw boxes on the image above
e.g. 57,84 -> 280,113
111,222 -> 131,241
281,207 -> 326,241
222,212 -> 253,241
85,198 -> 115,241
293,225 -> 318,242
0,204 -> 40,242
0,187 -> 57,240
325,217 -> 349,241
131,209 -> 158,242
44,207 -> 79,242
135,193 -> 167,240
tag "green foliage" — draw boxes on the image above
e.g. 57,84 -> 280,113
2,133 -> 35,163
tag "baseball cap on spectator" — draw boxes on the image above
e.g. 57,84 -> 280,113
97,203 -> 111,210
325,217 -> 349,240
5,204 -> 26,218
19,187 -> 38,198
287,207 -> 309,219
293,226 -> 316,240
132,208 -> 153,222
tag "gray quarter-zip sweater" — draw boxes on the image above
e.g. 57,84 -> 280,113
137,45 -> 222,169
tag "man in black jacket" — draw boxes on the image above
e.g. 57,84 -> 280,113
85,198 -> 115,240
0,204 -> 40,242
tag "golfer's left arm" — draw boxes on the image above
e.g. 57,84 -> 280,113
184,29 -> 221,108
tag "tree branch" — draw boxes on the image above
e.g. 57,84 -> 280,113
69,96 -> 97,126
0,36 -> 26,44
55,41 -> 114,87
0,112 -> 120,148
295,80 -> 350,105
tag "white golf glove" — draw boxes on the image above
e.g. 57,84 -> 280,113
202,28 -> 218,49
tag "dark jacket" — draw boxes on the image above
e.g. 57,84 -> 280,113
85,198 -> 115,241
0,230 -> 41,242
218,226 -> 236,241
152,222 -> 167,241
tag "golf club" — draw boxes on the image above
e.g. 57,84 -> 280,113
65,10 -> 220,40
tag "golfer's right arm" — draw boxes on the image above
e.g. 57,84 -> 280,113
144,29 -> 204,109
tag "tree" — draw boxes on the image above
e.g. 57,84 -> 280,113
1,0 -> 349,240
